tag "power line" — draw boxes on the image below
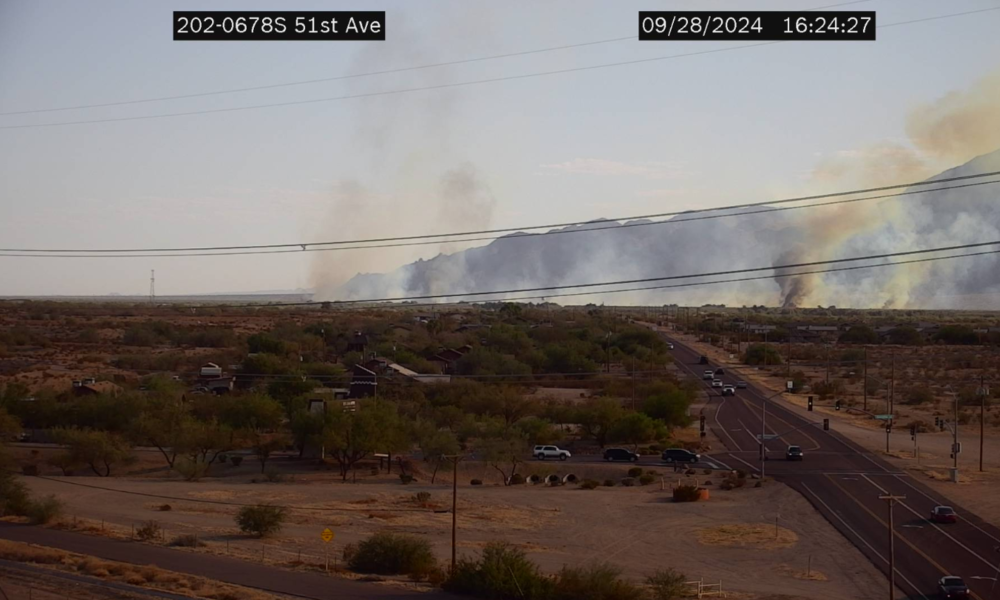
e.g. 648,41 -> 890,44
2,173 -> 997,256
3,6 -> 996,131
0,0 -> 873,117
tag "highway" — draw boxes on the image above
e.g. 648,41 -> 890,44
663,333 -> 1000,600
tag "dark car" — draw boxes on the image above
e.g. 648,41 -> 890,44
698,356 -> 709,365
736,381 -> 748,389
785,445 -> 804,461
661,448 -> 700,464
930,505 -> 958,524
603,448 -> 640,462
938,576 -> 969,599
714,368 -> 725,376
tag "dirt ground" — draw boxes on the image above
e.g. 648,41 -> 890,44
667,328 -> 1000,530
0,566 -> 154,600
20,467 -> 886,600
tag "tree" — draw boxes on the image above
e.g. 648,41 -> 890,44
574,398 -> 624,448
266,378 -> 318,403
609,412 -> 664,449
289,409 -> 325,458
934,325 -> 979,345
470,387 -> 535,427
417,426 -> 460,484
129,397 -> 196,469
254,435 -> 287,473
322,402 -> 404,481
53,429 -> 133,477
887,326 -> 922,346
743,343 -> 782,366
478,421 -> 528,486
220,394 -> 284,472
246,333 -> 287,355
513,416 -> 559,446
184,419 -> 238,474
838,325 -> 879,344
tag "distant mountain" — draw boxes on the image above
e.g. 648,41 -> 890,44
332,149 -> 1000,309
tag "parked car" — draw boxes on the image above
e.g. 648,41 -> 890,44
937,576 -> 969,598
714,368 -> 725,375
703,370 -> 714,380
603,448 -> 640,462
698,356 -> 709,365
736,381 -> 748,389
930,505 -> 958,524
661,448 -> 700,463
722,384 -> 736,396
711,379 -> 724,388
786,445 -> 804,461
533,445 -> 571,461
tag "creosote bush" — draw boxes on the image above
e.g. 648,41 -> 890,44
579,479 -> 600,490
646,568 -> 688,600
672,485 -> 701,503
235,504 -> 287,537
135,520 -> 162,541
638,474 -> 655,486
26,495 -> 63,524
627,467 -> 643,478
347,532 -> 437,580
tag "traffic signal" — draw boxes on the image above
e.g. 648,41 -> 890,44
910,424 -> 916,439
835,400 -> 842,411
807,396 -> 814,411
940,419 -> 946,432
823,418 -> 830,431
886,422 -> 892,433
934,417 -> 940,428
700,414 -> 706,438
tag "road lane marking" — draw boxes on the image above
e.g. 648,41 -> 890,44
800,482 -> 927,600
726,453 -> 759,473
858,474 -> 1000,578
670,354 -> 744,451
891,474 -> 1000,547
825,474 -> 984,600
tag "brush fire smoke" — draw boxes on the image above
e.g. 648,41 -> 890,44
315,69 -> 1000,309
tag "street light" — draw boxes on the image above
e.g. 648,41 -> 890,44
879,494 -> 906,600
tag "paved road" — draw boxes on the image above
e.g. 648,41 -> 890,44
663,332 -> 1000,600
0,522 -> 450,600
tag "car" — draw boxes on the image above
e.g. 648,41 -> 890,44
703,370 -> 714,380
736,381 -> 748,389
698,356 -> 709,365
603,448 -> 640,462
711,379 -> 723,388
661,448 -> 700,463
722,384 -> 736,396
667,343 -> 675,350
786,445 -> 804,461
714,368 -> 725,376
938,575 -> 969,599
533,445 -> 571,461
930,505 -> 958,524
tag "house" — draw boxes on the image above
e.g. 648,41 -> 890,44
349,364 -> 378,398
204,376 -> 234,394
200,363 -> 223,378
385,362 -> 451,384
430,347 -> 466,373
72,380 -> 123,397
455,323 -> 490,333
363,356 -> 391,374
346,332 -> 369,355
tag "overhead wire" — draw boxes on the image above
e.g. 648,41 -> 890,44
2,6 -> 997,130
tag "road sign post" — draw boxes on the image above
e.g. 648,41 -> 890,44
321,527 -> 334,572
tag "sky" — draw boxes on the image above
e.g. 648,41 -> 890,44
0,0 -> 998,297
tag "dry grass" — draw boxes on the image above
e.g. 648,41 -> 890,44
0,539 -> 281,600
775,563 -> 828,581
697,523 -> 798,549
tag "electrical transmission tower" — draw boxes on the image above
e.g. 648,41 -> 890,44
149,270 -> 155,303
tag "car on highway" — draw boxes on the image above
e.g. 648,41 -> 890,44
937,575 -> 969,598
661,448 -> 700,464
785,445 -> 804,461
721,384 -> 736,396
736,381 -> 748,389
667,343 -> 675,350
711,379 -> 724,388
533,445 -> 571,461
603,448 -> 640,462
703,370 -> 714,380
698,356 -> 709,364
714,368 -> 725,376
930,505 -> 958,524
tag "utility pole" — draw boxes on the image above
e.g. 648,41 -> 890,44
786,338 -> 791,379
760,397 -> 767,477
878,494 -> 906,600
980,375 -> 988,473
889,350 -> 895,415
863,346 -> 868,412
149,269 -> 155,304
825,344 -> 830,383
444,454 -> 466,574
954,389 -> 959,473
631,357 -> 636,411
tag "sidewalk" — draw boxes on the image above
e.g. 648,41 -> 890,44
0,522 -> 449,600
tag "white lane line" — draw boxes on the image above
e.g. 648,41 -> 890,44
859,474 -> 1000,576
801,482 -> 927,600
711,456 -> 733,471
727,453 -> 759,473
892,474 -> 1000,547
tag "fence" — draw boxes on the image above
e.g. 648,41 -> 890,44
686,579 -> 727,598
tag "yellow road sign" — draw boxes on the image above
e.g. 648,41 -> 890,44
321,528 -> 334,543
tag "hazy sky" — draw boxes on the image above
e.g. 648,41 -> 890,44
1,0 -> 998,296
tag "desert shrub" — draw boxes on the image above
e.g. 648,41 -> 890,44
470,479 -> 483,486
906,419 -> 932,433
812,380 -> 844,400
638,474 -> 655,486
174,459 -> 209,482
348,532 -> 437,579
26,495 -> 64,524
47,452 -> 81,476
235,504 -> 287,537
21,465 -> 38,476
735,469 -> 748,479
743,344 -> 782,366
646,568 -> 688,600
229,456 -> 244,467
135,520 -> 162,541
444,541 -> 554,599
620,477 -> 636,487
602,479 -> 615,487
627,467 -> 643,478
169,534 -> 205,547
399,474 -> 414,484
414,492 -> 432,503
905,388 -> 935,405
509,474 -> 526,485
0,472 -> 31,517
263,467 -> 284,483
684,468 -> 696,475
579,479 -> 600,490
703,468 -> 713,475
554,562 -> 644,600
672,485 -> 701,503
158,504 -> 172,512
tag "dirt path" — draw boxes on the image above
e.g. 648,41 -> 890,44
0,522 -> 447,600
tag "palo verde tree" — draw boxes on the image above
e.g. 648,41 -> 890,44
52,428 -> 134,477
321,401 -> 406,481
477,418 -> 529,485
